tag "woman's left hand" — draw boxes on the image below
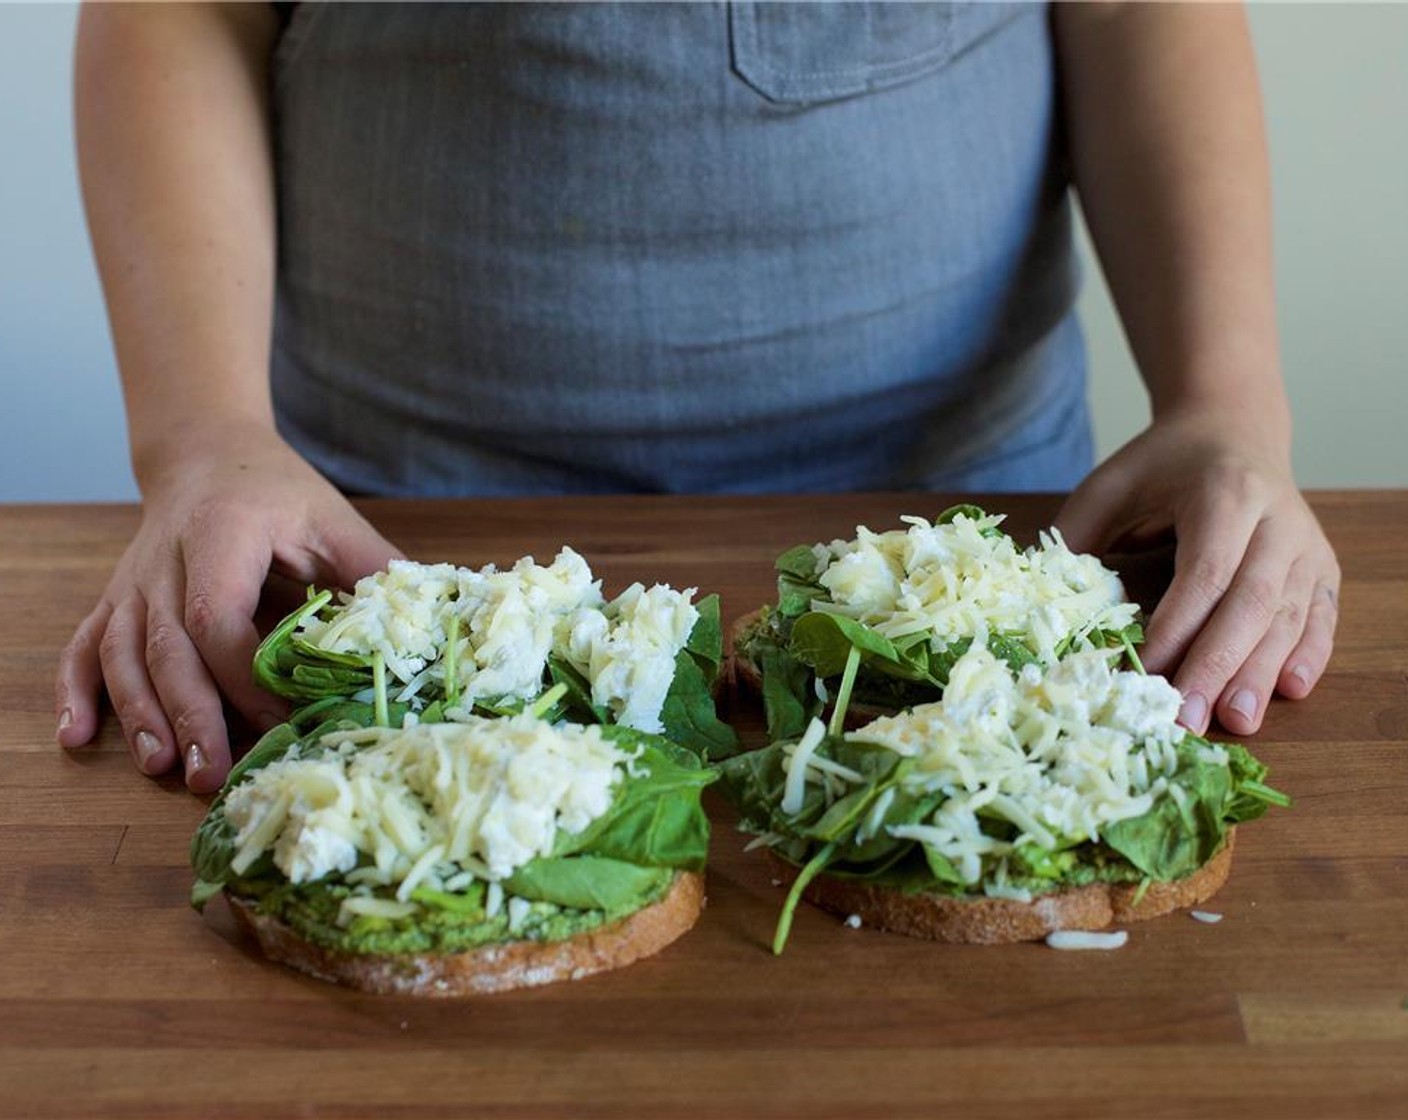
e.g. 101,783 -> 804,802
1055,408 -> 1340,736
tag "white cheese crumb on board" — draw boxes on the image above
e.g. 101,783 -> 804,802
1045,930 -> 1128,951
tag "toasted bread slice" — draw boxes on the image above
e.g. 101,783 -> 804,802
229,870 -> 706,995
768,831 -> 1235,945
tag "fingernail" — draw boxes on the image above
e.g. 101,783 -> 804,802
134,730 -> 163,772
1290,664 -> 1311,690
1228,689 -> 1258,723
185,742 -> 208,776
55,707 -> 73,741
1179,693 -> 1208,733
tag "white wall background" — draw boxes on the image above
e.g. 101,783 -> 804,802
2,2 -> 1405,503
1,2 -> 132,501
1081,2 -> 1408,490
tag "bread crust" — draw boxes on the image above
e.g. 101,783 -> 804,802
769,830 -> 1236,945
228,870 -> 706,995
730,608 -> 767,697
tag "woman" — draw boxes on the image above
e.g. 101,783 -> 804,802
57,2 -> 1338,792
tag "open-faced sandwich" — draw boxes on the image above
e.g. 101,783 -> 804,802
191,694 -> 716,994
723,644 -> 1288,951
734,506 -> 1144,740
255,547 -> 736,760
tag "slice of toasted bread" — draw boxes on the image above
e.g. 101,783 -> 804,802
768,831 -> 1235,945
228,870 -> 706,995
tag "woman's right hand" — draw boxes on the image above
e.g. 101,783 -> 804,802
54,423 -> 401,793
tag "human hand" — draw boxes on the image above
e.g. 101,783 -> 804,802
54,422 -> 401,792
1055,409 -> 1339,737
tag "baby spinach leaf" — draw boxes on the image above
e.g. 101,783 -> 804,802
759,643 -> 817,742
775,544 -> 827,618
660,649 -> 740,760
718,742 -> 788,833
920,845 -> 965,886
505,856 -> 673,913
935,503 -> 990,528
1223,740 -> 1291,820
776,543 -> 822,583
790,612 -> 913,679
547,656 -> 611,725
252,589 -> 332,697
561,733 -> 717,871
190,878 -> 225,910
986,632 -> 1040,673
686,594 -> 725,675
1103,747 -> 1231,880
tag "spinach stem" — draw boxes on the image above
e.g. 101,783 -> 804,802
529,681 -> 569,720
773,841 -> 837,955
829,644 -> 862,738
1243,779 -> 1292,807
372,652 -> 390,728
1131,876 -> 1152,909
1124,633 -> 1147,676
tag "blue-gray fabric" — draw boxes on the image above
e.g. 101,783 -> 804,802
270,1 -> 1091,497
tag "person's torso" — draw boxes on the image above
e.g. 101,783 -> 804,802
271,1 -> 1086,496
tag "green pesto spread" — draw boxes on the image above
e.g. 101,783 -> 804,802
784,840 -> 1151,900
230,871 -> 676,956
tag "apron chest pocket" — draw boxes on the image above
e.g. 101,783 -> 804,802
728,1 -> 958,105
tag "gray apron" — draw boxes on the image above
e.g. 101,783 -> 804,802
270,2 -> 1091,496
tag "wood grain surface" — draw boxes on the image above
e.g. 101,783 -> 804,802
2,492 -> 1405,1118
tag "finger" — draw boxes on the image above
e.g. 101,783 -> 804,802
1171,522 -> 1294,735
1278,578 -> 1340,700
97,595 -> 179,777
1140,488 -> 1261,679
143,581 -> 233,795
1211,562 -> 1317,735
307,506 -> 403,589
56,600 -> 113,748
182,520 -> 287,730
1052,467 -> 1124,555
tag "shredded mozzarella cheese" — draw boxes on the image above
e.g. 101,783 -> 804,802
562,582 -> 700,734
221,714 -> 630,890
291,549 -> 700,732
780,647 -> 1192,887
781,719 -> 827,815
810,512 -> 1139,664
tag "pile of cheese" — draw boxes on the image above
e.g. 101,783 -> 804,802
780,646 -> 1215,894
809,512 -> 1139,664
222,714 -> 632,927
294,548 -> 699,734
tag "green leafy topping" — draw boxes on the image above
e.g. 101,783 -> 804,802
722,705 -> 1289,952
251,583 -> 735,759
190,705 -> 717,961
738,506 -> 1149,729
